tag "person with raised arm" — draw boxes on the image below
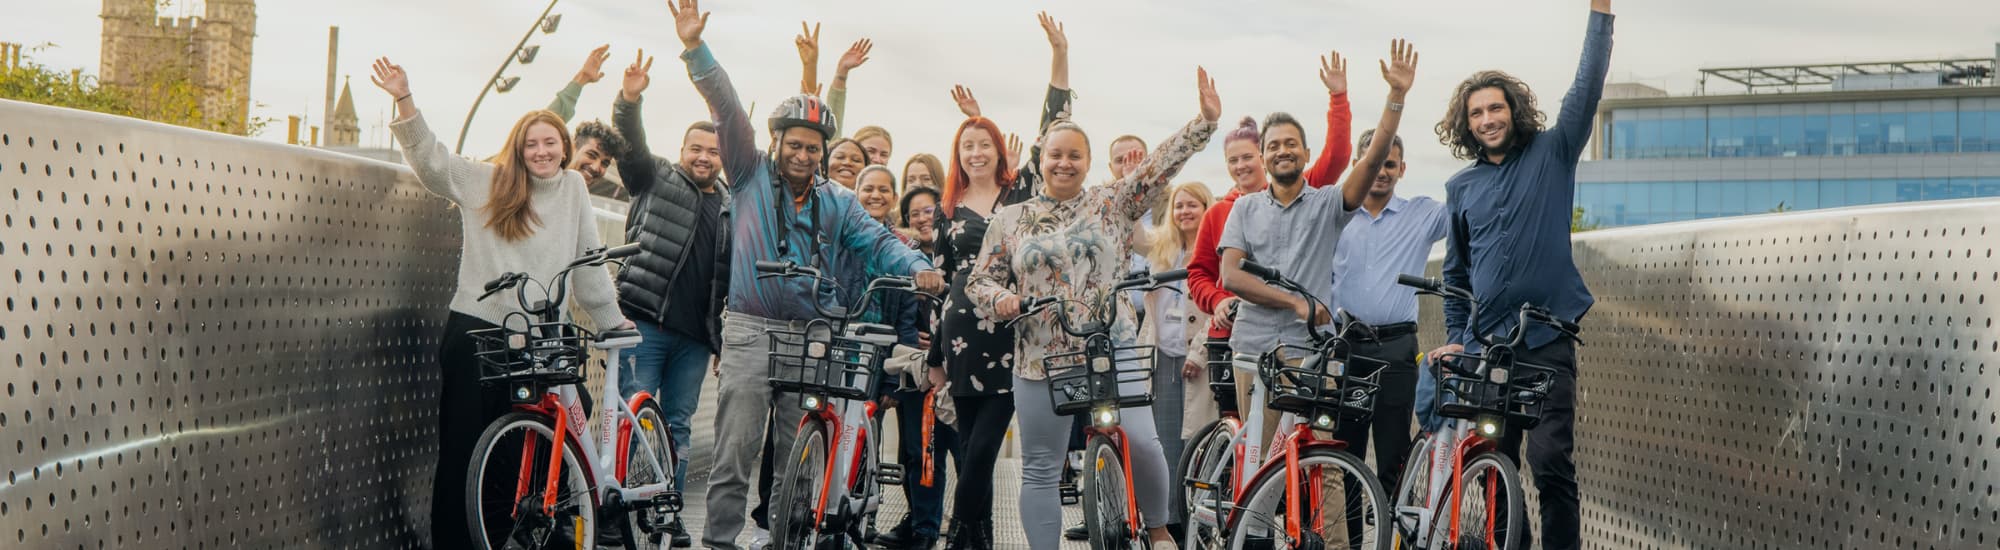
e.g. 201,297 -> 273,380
926,11 -> 1072,549
1427,2 -> 1615,548
663,2 -> 946,549
540,44 -> 632,199
971,66 -> 1222,550
370,56 -> 635,550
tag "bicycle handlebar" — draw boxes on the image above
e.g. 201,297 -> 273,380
477,245 -> 636,319
755,260 -> 935,323
1010,270 -> 1185,338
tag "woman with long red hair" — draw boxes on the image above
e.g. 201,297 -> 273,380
370,57 -> 635,550
921,11 -> 1069,549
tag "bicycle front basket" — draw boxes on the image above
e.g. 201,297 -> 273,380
468,321 -> 590,389
1258,342 -> 1385,421
1041,341 -> 1157,417
767,320 -> 883,401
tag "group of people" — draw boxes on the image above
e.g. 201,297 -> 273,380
378,0 -> 1616,549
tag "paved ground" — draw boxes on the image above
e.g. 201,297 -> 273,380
673,374 -> 1094,549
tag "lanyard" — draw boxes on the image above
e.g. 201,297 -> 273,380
771,166 -> 828,269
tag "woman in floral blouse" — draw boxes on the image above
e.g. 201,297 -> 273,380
969,66 -> 1222,550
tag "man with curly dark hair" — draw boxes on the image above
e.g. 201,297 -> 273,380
571,120 -> 629,199
1428,1 -> 1614,549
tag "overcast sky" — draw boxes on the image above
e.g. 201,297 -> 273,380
6,0 -> 1996,200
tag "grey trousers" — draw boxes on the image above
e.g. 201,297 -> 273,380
1015,375 -> 1174,550
1152,352 -> 1187,525
701,312 -> 808,550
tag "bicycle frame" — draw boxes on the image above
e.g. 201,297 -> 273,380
790,330 -> 890,537
1224,355 -> 1351,545
508,345 -> 676,516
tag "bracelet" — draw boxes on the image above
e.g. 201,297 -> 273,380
395,93 -> 412,103
1387,101 -> 1404,112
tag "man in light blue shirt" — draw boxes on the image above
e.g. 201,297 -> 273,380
1328,129 -> 1446,496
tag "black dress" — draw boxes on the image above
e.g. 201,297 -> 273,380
930,85 -> 1072,397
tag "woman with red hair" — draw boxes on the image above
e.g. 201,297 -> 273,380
922,11 -> 1070,549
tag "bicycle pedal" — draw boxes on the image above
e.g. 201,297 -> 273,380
875,464 -> 905,485
650,491 -> 685,514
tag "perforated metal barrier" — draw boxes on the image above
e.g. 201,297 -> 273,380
1419,198 -> 2000,549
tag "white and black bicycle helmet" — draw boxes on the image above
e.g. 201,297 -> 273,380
768,94 -> 839,141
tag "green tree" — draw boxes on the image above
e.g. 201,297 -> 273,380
1571,206 -> 1600,233
0,45 -> 265,136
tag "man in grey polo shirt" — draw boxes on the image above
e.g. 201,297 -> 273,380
1220,40 -> 1419,450
1329,128 -> 1447,497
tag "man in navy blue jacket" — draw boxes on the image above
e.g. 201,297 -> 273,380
1429,1 -> 1614,549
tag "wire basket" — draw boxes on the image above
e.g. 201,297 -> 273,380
468,321 -> 591,389
1041,341 -> 1157,417
1434,357 -> 1556,430
1204,340 -> 1237,408
1258,341 -> 1384,421
766,320 -> 885,401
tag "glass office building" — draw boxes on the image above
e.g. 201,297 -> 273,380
1576,53 -> 2000,227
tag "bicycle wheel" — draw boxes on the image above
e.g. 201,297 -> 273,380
771,418 -> 831,550
1082,434 -> 1143,550
621,397 -> 676,550
1430,452 -> 1523,550
1181,418 -> 1238,549
1389,435 -> 1437,548
1226,447 -> 1390,550
465,412 -> 597,550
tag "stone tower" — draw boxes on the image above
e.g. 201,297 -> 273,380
326,78 -> 359,147
99,0 -> 258,134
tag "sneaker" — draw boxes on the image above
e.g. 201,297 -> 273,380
873,521 -> 919,549
666,517 -> 693,548
1063,522 -> 1088,541
747,526 -> 772,550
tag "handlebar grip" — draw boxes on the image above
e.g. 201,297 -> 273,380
1150,269 -> 1189,285
1396,274 -> 1436,291
602,242 -> 642,260
1238,260 -> 1278,281
755,261 -> 793,274
483,275 -> 511,293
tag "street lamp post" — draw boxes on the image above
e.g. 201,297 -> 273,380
453,0 -> 562,155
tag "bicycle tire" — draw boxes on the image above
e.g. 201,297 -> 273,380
621,397 -> 676,550
465,411 -> 597,550
1431,452 -> 1523,550
1225,447 -> 1390,550
771,419 -> 831,550
1181,418 -> 1239,549
1083,434 -> 1143,549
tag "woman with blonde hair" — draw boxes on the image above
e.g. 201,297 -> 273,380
1128,181 -> 1215,536
902,153 -> 946,192
371,57 -> 634,549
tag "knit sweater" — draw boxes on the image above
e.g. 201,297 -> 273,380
392,112 -> 627,329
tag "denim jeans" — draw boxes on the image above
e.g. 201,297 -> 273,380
891,388 -> 956,537
621,320 -> 715,490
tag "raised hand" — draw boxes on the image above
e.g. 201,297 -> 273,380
1037,11 -> 1067,52
794,21 -> 820,67
1006,133 -> 1023,165
836,38 -> 872,74
950,85 -> 981,118
621,49 -> 654,102
1318,50 -> 1348,95
1116,143 -> 1144,170
573,44 -> 611,85
1379,39 -> 1418,93
667,0 -> 709,50
1197,66 -> 1221,122
369,57 -> 409,98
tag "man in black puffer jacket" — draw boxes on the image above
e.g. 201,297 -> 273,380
607,51 -> 730,549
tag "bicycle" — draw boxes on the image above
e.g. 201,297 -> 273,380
1180,260 -> 1392,550
1387,275 -> 1581,550
462,242 -> 684,550
754,260 -> 937,550
1006,269 -> 1188,550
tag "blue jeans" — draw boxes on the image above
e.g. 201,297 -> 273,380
891,388 -> 956,537
622,320 -> 714,490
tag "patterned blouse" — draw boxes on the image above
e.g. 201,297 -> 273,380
966,116 -> 1218,379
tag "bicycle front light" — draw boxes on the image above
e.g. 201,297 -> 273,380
801,394 -> 822,411
1476,413 -> 1503,437
1093,407 -> 1119,428
1313,413 -> 1336,429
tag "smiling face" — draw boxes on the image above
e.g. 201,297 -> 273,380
521,121 -> 567,179
1261,123 -> 1308,185
1108,138 -> 1146,180
1040,129 -> 1091,198
775,127 -> 825,186
1467,86 -> 1514,153
905,192 -> 938,241
828,141 -> 867,189
903,160 -> 935,190
569,138 -> 611,182
956,129 -> 1000,182
859,135 -> 892,166
858,170 -> 897,220
1223,138 -> 1267,193
680,128 -> 721,184
1170,189 -> 1206,233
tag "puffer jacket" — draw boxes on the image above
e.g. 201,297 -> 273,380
610,95 -> 732,350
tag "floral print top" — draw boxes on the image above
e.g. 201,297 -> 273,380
967,116 -> 1218,379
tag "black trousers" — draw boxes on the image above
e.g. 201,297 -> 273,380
1331,330 -> 1420,493
432,312 -> 510,550
1497,337 -> 1580,550
950,393 -> 1016,523
892,389 -> 959,536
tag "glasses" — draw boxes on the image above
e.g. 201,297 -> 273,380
908,205 -> 937,217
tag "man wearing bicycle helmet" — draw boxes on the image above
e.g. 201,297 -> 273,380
667,2 -> 944,548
